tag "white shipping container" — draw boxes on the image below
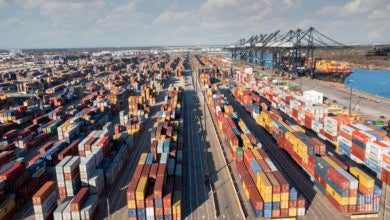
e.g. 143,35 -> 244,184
63,156 -> 80,173
340,124 -> 355,136
311,119 -> 323,133
352,123 -> 371,131
160,153 -> 168,164
146,207 -> 155,220
71,211 -> 81,220
53,197 -> 72,220
79,154 -> 96,174
33,190 -> 58,215
337,136 -> 352,147
55,156 -> 72,174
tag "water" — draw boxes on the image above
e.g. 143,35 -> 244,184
346,68 -> 390,98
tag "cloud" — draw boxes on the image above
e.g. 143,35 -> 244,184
0,0 -> 5,8
0,18 -> 19,28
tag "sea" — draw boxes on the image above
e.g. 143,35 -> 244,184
346,68 -> 390,98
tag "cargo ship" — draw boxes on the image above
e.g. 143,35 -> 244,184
308,59 -> 353,83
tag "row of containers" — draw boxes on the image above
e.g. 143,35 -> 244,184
231,83 -> 382,214
127,85 -> 184,220
235,70 -> 390,186
0,54 -> 170,218
199,77 -> 306,218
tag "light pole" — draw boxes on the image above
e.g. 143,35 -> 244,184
348,79 -> 354,115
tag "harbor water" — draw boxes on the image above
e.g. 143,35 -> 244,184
346,68 -> 390,98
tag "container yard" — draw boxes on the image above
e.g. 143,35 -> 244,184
0,49 -> 389,220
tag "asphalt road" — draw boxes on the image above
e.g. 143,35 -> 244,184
182,72 -> 215,220
223,88 -> 347,220
190,71 -> 244,219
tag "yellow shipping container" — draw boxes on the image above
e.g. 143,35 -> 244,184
326,184 -> 349,206
172,191 -> 181,215
281,200 -> 289,209
349,197 -> 357,205
273,193 -> 281,202
349,167 -> 374,188
322,156 -> 339,169
281,192 -> 289,201
136,176 -> 148,201
138,153 -> 148,164
260,193 -> 272,203
241,134 -> 252,148
127,200 -> 136,209
257,172 -> 272,194
251,148 -> 262,159
288,208 -> 297,217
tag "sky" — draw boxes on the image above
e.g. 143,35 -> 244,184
0,0 -> 389,48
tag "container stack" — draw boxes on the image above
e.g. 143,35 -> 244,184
55,156 -> 81,200
202,84 -> 306,218
230,82 -> 384,214
232,69 -> 390,186
127,86 -> 183,220
33,181 -> 58,220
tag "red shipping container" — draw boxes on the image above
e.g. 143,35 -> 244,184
0,151 -> 15,167
358,184 -> 374,195
297,195 -> 306,208
136,199 -> 145,209
349,189 -> 358,197
289,200 -> 297,208
243,149 -> 255,171
84,137 -> 97,151
351,143 -> 365,162
326,193 -> 348,213
64,169 -> 79,181
14,170 -> 31,188
127,165 -> 144,200
164,207 -> 172,215
154,176 -> 164,199
58,186 -> 67,196
155,207 -> 163,216
248,185 -> 263,210
256,148 -> 269,159
272,171 -> 289,193
149,163 -> 158,181
163,176 -> 174,208
32,181 -> 56,205
39,141 -> 55,154
272,210 -> 280,218
257,159 -> 271,173
265,172 -> 281,194
348,205 -> 356,213
352,130 -> 370,144
0,161 -> 23,181
328,156 -> 348,170
141,164 -> 151,177
157,163 -> 166,178
327,168 -> 350,190
280,208 -> 289,217
70,187 -> 90,211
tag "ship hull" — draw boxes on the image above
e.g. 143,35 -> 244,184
312,71 -> 352,83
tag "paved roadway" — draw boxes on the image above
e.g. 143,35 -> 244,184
182,72 -> 215,219
189,70 -> 244,219
223,88 -> 347,220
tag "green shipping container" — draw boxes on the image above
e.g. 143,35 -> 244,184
373,120 -> 384,126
